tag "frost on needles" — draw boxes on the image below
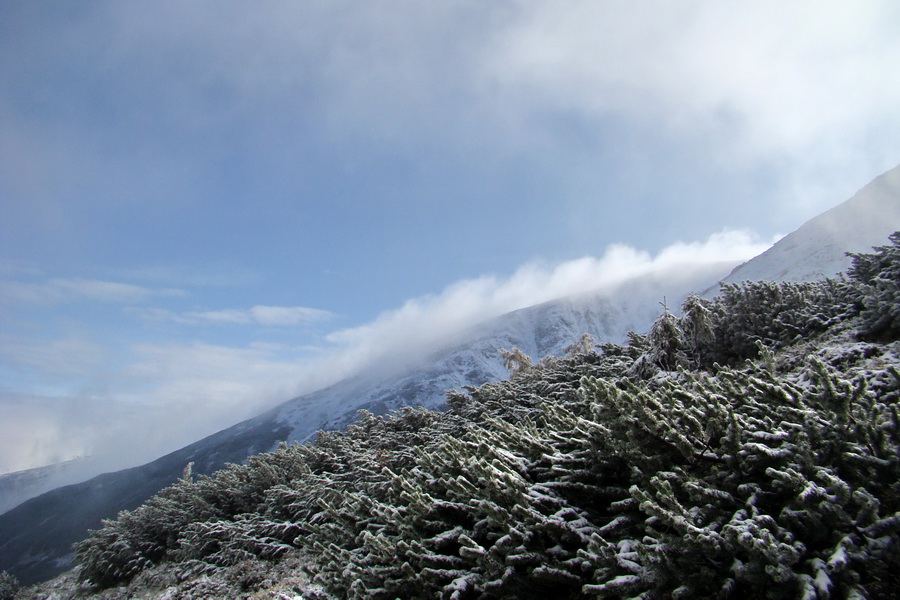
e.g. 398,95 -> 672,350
70,234 -> 900,600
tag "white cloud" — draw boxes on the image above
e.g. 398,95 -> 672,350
0,259 -> 40,277
0,341 -> 331,475
123,341 -> 311,408
323,229 -> 774,371
144,305 -> 335,327
249,306 -> 334,326
469,0 -> 900,225
653,230 -> 781,267
0,332 -> 110,381
484,1 -> 900,159
0,229 -> 772,475
3,1 -> 897,247
0,395 -> 92,473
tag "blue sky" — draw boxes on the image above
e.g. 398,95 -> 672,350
2,1 -> 900,474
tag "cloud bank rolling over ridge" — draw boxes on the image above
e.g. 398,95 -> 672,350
0,230 -> 773,475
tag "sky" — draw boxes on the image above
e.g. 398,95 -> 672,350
2,1 -> 900,475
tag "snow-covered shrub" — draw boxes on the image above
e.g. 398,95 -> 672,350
500,347 -> 533,376
295,346 -> 900,599
72,234 -> 900,599
701,279 -> 858,366
221,558 -> 273,592
564,333 -> 596,356
647,304 -> 686,370
849,231 -> 900,340
588,362 -> 900,598
76,443 -> 314,586
0,570 -> 19,600
680,293 -> 715,366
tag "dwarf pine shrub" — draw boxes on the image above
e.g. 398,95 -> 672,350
0,571 -> 19,600
849,232 -> 900,341
73,234 -> 900,599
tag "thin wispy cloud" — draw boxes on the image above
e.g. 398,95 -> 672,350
0,332 -> 110,383
0,278 -> 185,307
114,264 -> 264,289
190,306 -> 334,326
0,259 -> 40,277
145,305 -> 335,327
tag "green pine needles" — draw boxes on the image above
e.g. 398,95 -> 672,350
0,571 -> 19,600
73,234 -> 900,599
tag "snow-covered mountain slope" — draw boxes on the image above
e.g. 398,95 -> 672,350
269,261 -> 732,447
0,459 -> 89,516
0,411 -> 292,586
717,163 -> 900,286
3,163 -> 900,585
0,262 -> 731,585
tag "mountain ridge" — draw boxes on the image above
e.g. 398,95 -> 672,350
716,162 -> 900,286
51,235 -> 900,600
0,260 -> 738,585
2,163 -> 899,585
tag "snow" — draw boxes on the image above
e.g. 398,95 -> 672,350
5,163 -> 900,587
827,542 -> 848,571
255,175 -> 900,458
813,565 -> 832,595
12,165 -> 900,519
267,260 -> 738,452
713,163 -> 900,289
0,458 -> 91,516
587,574 -> 641,590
